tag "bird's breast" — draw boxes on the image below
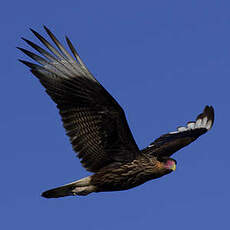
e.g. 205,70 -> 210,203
91,156 -> 169,192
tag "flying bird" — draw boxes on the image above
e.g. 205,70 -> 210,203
18,26 -> 214,198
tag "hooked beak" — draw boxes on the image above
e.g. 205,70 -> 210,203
171,164 -> 176,171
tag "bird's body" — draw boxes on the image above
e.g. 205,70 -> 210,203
42,154 -> 174,198
19,27 -> 214,198
91,155 -> 173,192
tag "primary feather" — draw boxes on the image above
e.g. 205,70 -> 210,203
19,27 -> 140,172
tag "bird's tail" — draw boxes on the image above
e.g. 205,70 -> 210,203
41,176 -> 96,198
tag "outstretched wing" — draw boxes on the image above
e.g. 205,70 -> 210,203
142,106 -> 214,157
18,26 -> 140,172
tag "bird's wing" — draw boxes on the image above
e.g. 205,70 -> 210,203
18,26 -> 140,172
142,106 -> 214,157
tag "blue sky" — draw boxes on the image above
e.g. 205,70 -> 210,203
1,0 -> 229,229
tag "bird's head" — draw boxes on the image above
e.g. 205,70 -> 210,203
158,157 -> 177,172
164,159 -> 177,171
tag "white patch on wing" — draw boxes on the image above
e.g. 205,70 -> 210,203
201,117 -> 208,128
168,131 -> 178,134
178,127 -> 187,132
195,119 -> 202,128
187,122 -> 195,129
206,120 -> 212,130
169,115 -> 213,134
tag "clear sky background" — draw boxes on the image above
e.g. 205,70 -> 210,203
1,0 -> 229,229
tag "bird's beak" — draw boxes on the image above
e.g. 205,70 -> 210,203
171,164 -> 176,171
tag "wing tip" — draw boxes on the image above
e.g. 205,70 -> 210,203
198,105 -> 215,130
18,59 -> 37,69
169,105 -> 215,134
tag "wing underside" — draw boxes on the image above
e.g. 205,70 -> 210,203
18,26 -> 140,172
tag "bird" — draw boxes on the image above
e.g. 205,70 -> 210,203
18,26 -> 214,198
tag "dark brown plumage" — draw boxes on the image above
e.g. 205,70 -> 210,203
18,27 -> 215,198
